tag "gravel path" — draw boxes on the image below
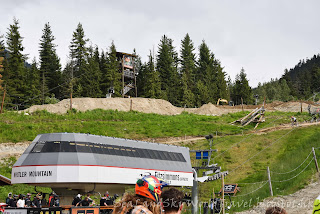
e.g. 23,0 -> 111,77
235,181 -> 319,214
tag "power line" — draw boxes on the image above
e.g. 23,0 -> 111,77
270,151 -> 313,175
272,158 -> 314,183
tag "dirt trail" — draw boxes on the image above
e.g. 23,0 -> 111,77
235,181 -> 319,214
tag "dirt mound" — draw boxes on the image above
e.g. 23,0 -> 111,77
22,98 -> 320,116
274,101 -> 316,112
23,98 -> 185,115
0,142 -> 30,160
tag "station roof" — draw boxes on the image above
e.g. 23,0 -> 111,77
12,133 -> 193,186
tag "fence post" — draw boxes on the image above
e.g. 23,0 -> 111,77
267,166 -> 273,196
222,174 -> 225,214
312,147 -> 319,174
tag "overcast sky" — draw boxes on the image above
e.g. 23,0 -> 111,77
1,0 -> 320,87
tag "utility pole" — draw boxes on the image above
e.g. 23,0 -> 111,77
267,166 -> 273,196
312,147 -> 319,174
191,169 -> 198,214
222,174 -> 225,214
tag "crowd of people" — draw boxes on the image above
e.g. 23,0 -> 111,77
4,175 -> 320,214
5,192 -> 59,208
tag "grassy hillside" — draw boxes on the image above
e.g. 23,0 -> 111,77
0,109 -> 310,143
186,125 -> 320,213
0,109 -> 318,213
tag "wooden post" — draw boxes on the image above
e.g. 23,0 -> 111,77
301,101 -> 303,113
0,86 -> 6,114
130,99 -> 133,111
312,147 -> 319,173
241,97 -> 244,112
267,166 -> 273,196
122,56 -> 125,98
221,175 -> 225,214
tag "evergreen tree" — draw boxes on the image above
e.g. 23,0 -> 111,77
25,58 -> 41,106
60,61 -> 73,99
80,45 -> 102,97
105,41 -> 121,96
69,23 -> 88,97
215,59 -> 228,100
180,33 -> 196,107
310,66 -> 320,93
99,50 -> 109,95
195,80 -> 209,107
279,79 -> 291,101
156,35 -> 180,105
4,18 -> 27,107
197,41 -> 217,104
39,22 -> 61,102
144,51 -> 162,98
136,62 -> 147,97
233,68 -> 253,105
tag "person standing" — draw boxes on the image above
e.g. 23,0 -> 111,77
76,197 -> 90,207
114,175 -> 168,214
161,188 -> 184,214
25,193 -> 32,207
33,194 -> 41,208
17,195 -> 26,208
72,194 -> 82,206
6,193 -> 12,205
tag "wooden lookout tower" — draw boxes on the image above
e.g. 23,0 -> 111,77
116,52 -> 137,98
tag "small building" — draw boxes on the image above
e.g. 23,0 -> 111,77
12,133 -> 193,204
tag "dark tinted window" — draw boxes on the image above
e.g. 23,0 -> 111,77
33,141 -> 186,162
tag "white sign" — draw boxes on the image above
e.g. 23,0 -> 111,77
12,165 -> 193,186
4,209 -> 28,214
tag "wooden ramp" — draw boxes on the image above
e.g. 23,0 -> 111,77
231,106 -> 265,129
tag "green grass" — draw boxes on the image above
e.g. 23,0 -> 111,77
0,109 -> 310,143
0,109 -> 251,143
186,125 -> 320,213
0,109 -> 318,212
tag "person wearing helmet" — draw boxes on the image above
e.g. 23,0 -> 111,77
313,194 -> 320,214
114,175 -> 168,214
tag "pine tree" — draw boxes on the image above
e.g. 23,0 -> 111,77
156,35 -> 180,105
215,59 -> 228,100
197,41 -> 217,104
180,34 -> 196,107
80,45 -> 102,97
69,23 -> 88,97
233,68 -> 253,104
25,58 -> 41,106
39,22 -> 61,102
126,49 -> 141,97
4,18 -> 27,107
99,50 -> 109,95
105,41 -> 121,96
144,52 -> 162,98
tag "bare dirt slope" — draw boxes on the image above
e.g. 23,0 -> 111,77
22,98 -> 320,116
235,181 -> 319,214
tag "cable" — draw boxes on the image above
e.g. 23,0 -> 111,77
272,158 -> 314,183
270,151 -> 313,174
237,180 -> 268,185
229,127 -> 296,174
231,181 -> 268,197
